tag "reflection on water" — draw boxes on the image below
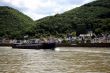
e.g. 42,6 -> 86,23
0,47 -> 110,73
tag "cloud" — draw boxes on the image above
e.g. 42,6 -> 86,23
0,0 -> 95,20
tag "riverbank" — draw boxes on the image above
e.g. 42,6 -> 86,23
0,43 -> 12,46
1,43 -> 110,48
57,43 -> 110,47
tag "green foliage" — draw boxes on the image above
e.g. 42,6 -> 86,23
1,0 -> 110,38
35,0 -> 110,37
0,6 -> 34,39
71,32 -> 76,37
62,40 -> 71,45
95,28 -> 103,35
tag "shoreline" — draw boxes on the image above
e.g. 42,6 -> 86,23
0,43 -> 110,48
57,43 -> 110,47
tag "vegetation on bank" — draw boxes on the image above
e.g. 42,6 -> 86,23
0,6 -> 35,39
0,0 -> 110,39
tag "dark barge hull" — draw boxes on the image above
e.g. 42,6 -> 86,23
12,43 -> 56,50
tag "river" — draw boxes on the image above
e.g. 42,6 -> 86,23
0,47 -> 110,73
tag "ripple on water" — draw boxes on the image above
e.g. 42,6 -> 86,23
0,47 -> 110,73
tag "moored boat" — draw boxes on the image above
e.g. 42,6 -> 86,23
12,43 -> 56,50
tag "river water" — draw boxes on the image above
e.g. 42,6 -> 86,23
0,47 -> 110,73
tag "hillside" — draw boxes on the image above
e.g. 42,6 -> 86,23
0,6 -> 34,39
35,0 -> 110,37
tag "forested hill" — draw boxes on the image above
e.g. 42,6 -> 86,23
0,0 -> 110,39
0,6 -> 34,39
35,0 -> 110,37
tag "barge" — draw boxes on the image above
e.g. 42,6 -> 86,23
12,43 -> 56,50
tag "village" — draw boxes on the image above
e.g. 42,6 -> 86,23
0,31 -> 110,46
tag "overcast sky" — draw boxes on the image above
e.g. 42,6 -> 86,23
0,0 -> 95,20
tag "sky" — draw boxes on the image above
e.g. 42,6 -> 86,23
0,0 -> 95,20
